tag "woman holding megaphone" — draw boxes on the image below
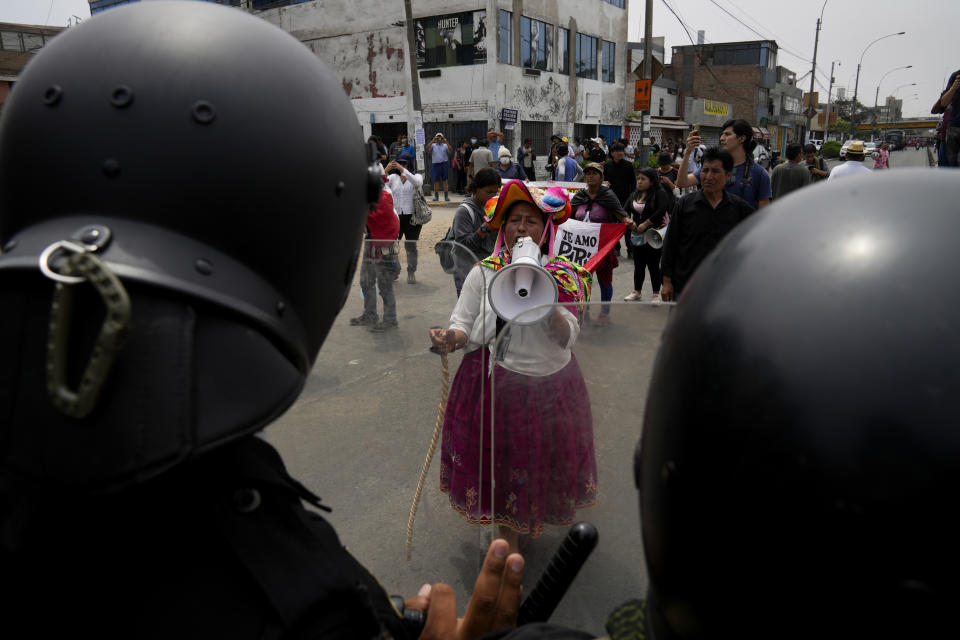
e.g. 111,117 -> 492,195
623,168 -> 671,304
428,180 -> 597,554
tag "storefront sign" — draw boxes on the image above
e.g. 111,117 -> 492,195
704,99 -> 729,117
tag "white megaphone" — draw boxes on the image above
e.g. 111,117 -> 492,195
488,236 -> 558,325
643,224 -> 668,249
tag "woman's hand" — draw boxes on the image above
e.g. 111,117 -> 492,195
547,307 -> 573,347
404,539 -> 523,640
429,328 -> 464,354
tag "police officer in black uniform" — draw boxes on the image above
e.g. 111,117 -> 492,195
0,3 -> 520,638
484,170 -> 960,639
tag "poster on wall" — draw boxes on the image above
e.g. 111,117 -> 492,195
416,10 -> 487,68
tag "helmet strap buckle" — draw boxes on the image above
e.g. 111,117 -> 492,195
43,244 -> 131,419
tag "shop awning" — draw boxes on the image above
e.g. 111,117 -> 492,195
628,117 -> 689,129
651,118 -> 688,129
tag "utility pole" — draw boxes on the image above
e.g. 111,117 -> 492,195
824,60 -> 837,141
805,7 -> 823,143
638,0 -> 653,169
403,0 -> 425,173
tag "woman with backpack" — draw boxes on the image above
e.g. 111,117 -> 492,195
450,169 -> 503,295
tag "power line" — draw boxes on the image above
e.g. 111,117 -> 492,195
708,0 -> 812,65
659,0 -> 743,102
724,0 -> 807,56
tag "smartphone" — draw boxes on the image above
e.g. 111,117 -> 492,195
690,125 -> 700,138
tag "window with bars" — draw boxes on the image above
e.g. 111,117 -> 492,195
520,17 -> 552,71
499,10 -> 512,64
601,40 -> 615,83
576,33 -> 597,80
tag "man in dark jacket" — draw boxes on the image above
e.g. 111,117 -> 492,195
603,142 -> 637,207
660,147 -> 754,301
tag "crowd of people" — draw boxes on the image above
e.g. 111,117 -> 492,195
360,116 -> 904,331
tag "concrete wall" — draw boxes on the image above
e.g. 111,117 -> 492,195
258,0 -> 409,101
258,0 -> 627,147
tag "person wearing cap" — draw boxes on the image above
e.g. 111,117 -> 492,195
495,146 -> 526,181
587,139 -> 607,163
386,153 -> 425,284
428,180 -> 596,554
426,132 -> 453,202
517,138 -> 537,181
828,140 -> 872,181
570,163 -> 630,326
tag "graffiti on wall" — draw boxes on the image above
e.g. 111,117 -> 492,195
508,76 -> 569,121
309,30 -> 406,99
602,98 -> 626,124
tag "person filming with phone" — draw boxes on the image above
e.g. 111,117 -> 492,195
426,132 -> 454,202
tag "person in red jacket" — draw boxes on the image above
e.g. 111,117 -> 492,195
351,181 -> 401,332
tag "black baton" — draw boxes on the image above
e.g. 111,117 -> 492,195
517,521 -> 599,625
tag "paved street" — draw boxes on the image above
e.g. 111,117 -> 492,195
825,145 -> 934,171
267,205 -> 668,633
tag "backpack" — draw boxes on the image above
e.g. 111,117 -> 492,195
435,224 -> 457,274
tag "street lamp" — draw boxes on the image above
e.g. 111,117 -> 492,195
894,82 -> 917,95
850,31 -> 906,138
874,65 -> 912,133
880,83 -> 917,123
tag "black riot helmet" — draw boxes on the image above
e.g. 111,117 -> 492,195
638,170 -> 959,638
0,2 -> 379,491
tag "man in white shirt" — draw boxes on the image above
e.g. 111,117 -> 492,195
828,141 -> 872,181
386,153 -> 425,283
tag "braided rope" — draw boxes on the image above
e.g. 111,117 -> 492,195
405,350 -> 450,560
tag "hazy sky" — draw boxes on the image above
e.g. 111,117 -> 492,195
3,0 -> 955,118
627,0 -> 956,118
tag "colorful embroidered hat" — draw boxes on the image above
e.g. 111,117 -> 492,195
536,185 -> 572,225
483,180 -> 571,230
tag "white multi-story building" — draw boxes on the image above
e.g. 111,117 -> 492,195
256,0 -> 628,174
